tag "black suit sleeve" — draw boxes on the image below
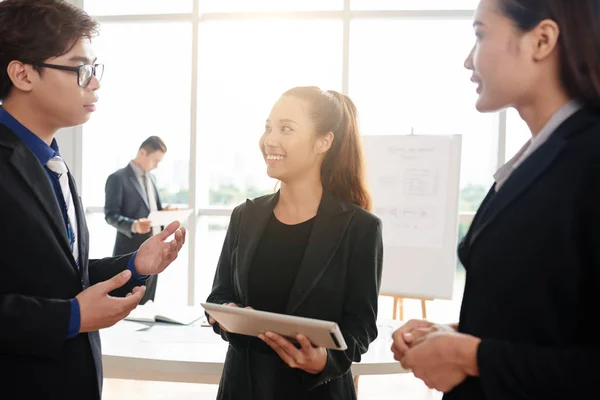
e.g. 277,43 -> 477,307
89,254 -> 138,298
303,217 -> 383,390
0,255 -> 136,358
474,167 -> 600,400
105,173 -> 135,238
0,294 -> 71,358
476,341 -> 599,399
206,205 -> 243,342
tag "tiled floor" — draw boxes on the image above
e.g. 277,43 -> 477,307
103,280 -> 465,399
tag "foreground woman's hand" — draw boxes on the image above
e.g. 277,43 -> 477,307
401,331 -> 480,393
260,332 -> 327,375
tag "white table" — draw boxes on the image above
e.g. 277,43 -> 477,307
101,319 -> 409,385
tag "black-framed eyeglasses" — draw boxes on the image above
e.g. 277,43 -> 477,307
34,62 -> 104,88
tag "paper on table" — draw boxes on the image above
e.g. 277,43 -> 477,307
147,209 -> 194,227
124,300 -> 159,323
125,300 -> 206,325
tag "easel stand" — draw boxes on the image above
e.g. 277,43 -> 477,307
390,295 -> 432,321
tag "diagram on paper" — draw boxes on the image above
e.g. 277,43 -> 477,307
365,136 -> 453,249
374,205 -> 443,248
402,169 -> 438,197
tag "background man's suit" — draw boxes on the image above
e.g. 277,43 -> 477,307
105,163 -> 162,304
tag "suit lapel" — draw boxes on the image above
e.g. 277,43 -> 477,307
469,138 -> 565,248
9,144 -> 71,250
285,192 -> 354,314
126,165 -> 149,210
237,192 -> 279,305
469,108 -> 596,249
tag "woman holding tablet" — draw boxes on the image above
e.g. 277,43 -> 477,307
207,86 -> 383,399
391,0 -> 600,398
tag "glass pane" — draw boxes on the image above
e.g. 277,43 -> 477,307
87,212 -> 189,307
351,0 -> 478,10
195,216 -> 229,304
82,22 -> 192,208
81,23 -> 191,307
199,0 -> 341,12
505,108 -> 531,160
84,0 -> 193,16
350,19 -> 497,213
196,20 -> 343,207
87,212 -> 118,259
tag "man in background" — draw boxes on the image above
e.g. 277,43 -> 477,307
105,136 -> 169,304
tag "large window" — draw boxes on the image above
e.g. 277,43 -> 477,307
81,1 -> 505,307
350,18 -> 497,212
82,22 -> 192,206
198,0 -> 342,12
84,0 -> 192,16
351,0 -> 479,10
83,21 -> 192,307
196,19 -> 343,208
195,216 -> 229,302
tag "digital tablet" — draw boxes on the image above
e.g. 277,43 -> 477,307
201,303 -> 347,351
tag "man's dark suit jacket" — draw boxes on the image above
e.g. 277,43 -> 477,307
104,164 -> 162,303
0,124 -> 138,399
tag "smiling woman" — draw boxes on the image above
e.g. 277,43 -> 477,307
261,87 -> 371,210
206,86 -> 383,400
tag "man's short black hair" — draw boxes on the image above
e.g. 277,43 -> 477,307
0,0 -> 99,101
140,136 -> 167,154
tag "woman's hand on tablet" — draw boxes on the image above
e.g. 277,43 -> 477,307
259,332 -> 327,375
208,302 -> 238,331
208,303 -> 253,333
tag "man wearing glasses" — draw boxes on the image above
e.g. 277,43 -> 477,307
35,61 -> 105,93
0,1 -> 186,399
